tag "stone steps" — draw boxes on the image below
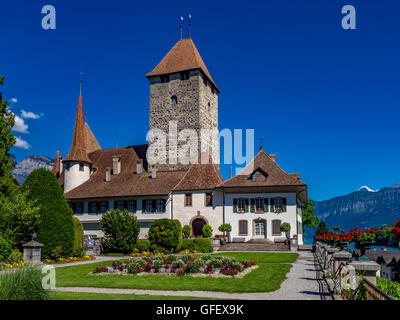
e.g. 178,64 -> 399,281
217,242 -> 289,252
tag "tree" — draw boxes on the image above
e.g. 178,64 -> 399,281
218,224 -> 232,236
21,168 -> 75,259
0,76 -> 17,199
330,225 -> 345,234
148,219 -> 182,253
100,209 -> 140,254
202,224 -> 213,238
182,225 -> 191,239
302,199 -> 319,230
0,190 -> 40,250
315,221 -> 330,237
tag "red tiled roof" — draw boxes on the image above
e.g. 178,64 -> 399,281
64,145 -> 186,199
146,38 -> 219,92
173,154 -> 224,191
220,150 -> 307,188
52,150 -> 60,175
63,95 -> 91,164
85,123 -> 101,154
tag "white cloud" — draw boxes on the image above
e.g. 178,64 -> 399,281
12,115 -> 29,134
21,110 -> 43,119
14,137 -> 31,149
10,98 -> 18,104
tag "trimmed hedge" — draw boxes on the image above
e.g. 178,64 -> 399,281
202,224 -> 213,238
134,240 -> 151,252
148,219 -> 182,253
72,217 -> 85,257
181,238 -> 213,253
21,168 -> 75,259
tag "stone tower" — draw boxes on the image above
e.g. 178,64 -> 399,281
146,38 -> 220,171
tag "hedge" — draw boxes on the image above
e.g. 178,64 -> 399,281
148,219 -> 182,253
21,168 -> 75,259
72,217 -> 85,257
181,238 -> 213,253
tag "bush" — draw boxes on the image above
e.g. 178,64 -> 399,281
218,224 -> 232,234
182,225 -> 191,238
0,236 -> 13,263
280,223 -> 291,233
72,217 -> 85,257
100,209 -> 140,254
0,265 -> 49,300
148,219 -> 182,253
202,224 -> 213,238
181,239 -> 196,251
134,240 -> 150,252
181,238 -> 213,253
21,168 -> 75,259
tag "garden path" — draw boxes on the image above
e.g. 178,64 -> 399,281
54,251 -> 332,300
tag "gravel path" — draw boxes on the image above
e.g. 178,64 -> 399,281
55,251 -> 331,300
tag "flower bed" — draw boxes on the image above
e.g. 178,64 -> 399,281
91,254 -> 257,278
43,255 -> 96,264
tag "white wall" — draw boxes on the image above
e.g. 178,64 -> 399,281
63,162 -> 91,193
224,192 -> 303,244
172,190 -> 223,237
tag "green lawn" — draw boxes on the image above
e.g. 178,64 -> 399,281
50,291 -> 219,300
55,252 -> 297,293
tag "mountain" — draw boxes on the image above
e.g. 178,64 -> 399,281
12,155 -> 54,185
314,184 -> 400,231
357,186 -> 378,192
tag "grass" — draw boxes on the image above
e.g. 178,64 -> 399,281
55,252 -> 297,293
50,291 -> 220,300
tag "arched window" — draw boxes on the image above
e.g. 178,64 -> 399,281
171,95 -> 178,105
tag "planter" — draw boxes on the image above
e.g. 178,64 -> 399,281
220,238 -> 227,246
355,241 -> 374,256
335,241 -> 349,251
285,231 -> 290,239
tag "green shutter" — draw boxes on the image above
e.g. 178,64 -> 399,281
245,199 -> 249,213
283,198 -> 287,212
233,199 -> 237,213
270,198 -> 275,212
264,198 -> 269,212
250,199 -> 255,213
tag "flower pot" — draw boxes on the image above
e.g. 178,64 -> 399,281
220,238 -> 227,245
336,241 -> 349,251
355,241 -> 374,256
285,231 -> 290,239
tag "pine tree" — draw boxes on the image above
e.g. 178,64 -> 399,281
315,221 -> 330,237
21,168 -> 75,259
0,76 -> 17,199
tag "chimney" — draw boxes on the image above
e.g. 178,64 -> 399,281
136,159 -> 143,175
151,166 -> 157,179
270,154 -> 276,162
105,167 -> 111,182
112,156 -> 121,175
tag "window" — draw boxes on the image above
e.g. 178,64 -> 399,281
116,201 -> 125,211
205,193 -> 213,207
144,200 -> 153,213
75,202 -> 83,214
185,194 -> 192,207
273,197 -> 286,213
65,163 -> 70,171
272,220 -> 282,236
237,198 -> 245,213
171,95 -> 178,105
156,199 -> 165,213
255,198 -> 264,212
180,71 -> 189,80
90,202 -> 98,214
161,75 -> 169,83
127,200 -> 136,213
239,220 -> 248,236
100,201 -> 108,213
79,163 -> 84,172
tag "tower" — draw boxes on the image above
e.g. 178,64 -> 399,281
146,38 -> 220,171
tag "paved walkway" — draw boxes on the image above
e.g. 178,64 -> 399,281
55,251 -> 331,300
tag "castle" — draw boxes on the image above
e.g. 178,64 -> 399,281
52,35 -> 307,244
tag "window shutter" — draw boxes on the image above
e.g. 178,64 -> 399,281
233,199 -> 237,213
264,198 -> 269,212
142,200 -> 145,213
273,220 -> 282,236
282,198 -> 287,212
152,200 -> 156,213
245,199 -> 249,212
270,198 -> 275,212
250,198 -> 255,213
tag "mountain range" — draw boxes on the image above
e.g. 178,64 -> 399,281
314,184 -> 400,231
12,155 -> 54,185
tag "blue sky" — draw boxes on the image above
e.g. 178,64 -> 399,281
1,0 -> 399,201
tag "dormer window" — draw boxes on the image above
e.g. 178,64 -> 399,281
79,163 -> 84,172
171,95 -> 178,105
251,170 -> 267,182
66,163 -> 70,171
180,71 -> 189,80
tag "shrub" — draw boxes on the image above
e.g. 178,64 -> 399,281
202,224 -> 213,238
100,209 -> 140,254
72,217 -> 85,257
0,265 -> 49,300
135,240 -> 150,252
193,238 -> 213,253
218,224 -> 232,234
182,225 -> 191,238
21,168 -> 75,259
0,236 -> 13,263
280,223 -> 291,233
181,239 -> 196,251
148,219 -> 182,253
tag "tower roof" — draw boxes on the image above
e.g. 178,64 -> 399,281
85,122 -> 101,154
146,38 -> 219,92
63,95 -> 92,164
51,149 -> 61,175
